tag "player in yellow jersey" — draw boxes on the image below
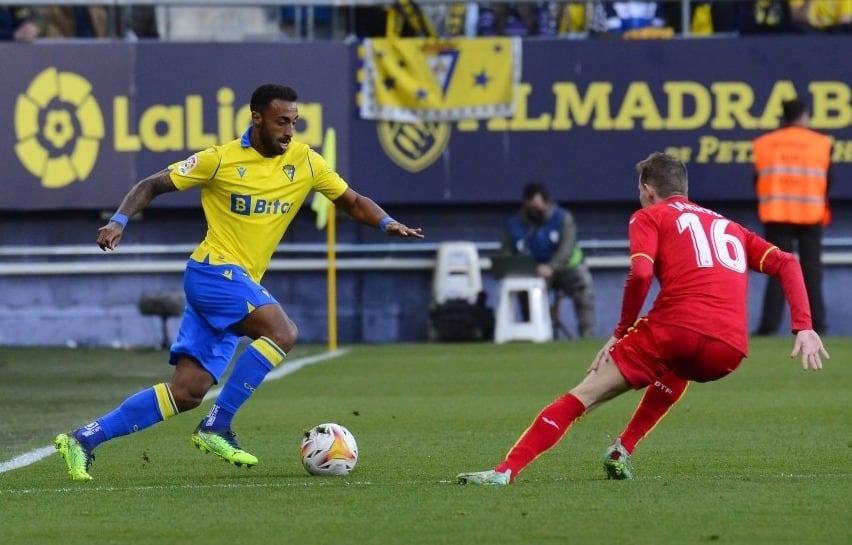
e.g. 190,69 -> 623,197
55,84 -> 424,481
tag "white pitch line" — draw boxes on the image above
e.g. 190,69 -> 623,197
3,472 -> 849,496
0,479 -> 458,496
0,348 -> 349,475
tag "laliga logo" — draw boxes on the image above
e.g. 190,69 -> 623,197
14,68 -> 104,188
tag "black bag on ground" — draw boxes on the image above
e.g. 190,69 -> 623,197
429,292 -> 494,342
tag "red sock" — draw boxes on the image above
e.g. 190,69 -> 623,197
496,393 -> 586,479
619,372 -> 689,453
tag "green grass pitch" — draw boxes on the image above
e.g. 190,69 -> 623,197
0,339 -> 849,545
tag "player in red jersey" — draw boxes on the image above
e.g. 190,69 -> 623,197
457,151 -> 828,485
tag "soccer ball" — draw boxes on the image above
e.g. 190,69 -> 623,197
300,423 -> 358,476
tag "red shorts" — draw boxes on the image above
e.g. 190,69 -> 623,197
610,318 -> 745,389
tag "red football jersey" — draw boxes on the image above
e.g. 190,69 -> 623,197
614,196 -> 812,354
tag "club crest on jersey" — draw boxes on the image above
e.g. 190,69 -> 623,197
236,166 -> 246,179
283,164 -> 295,182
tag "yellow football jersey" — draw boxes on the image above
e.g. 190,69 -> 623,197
168,127 -> 348,282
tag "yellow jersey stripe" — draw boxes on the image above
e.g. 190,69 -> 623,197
630,252 -> 654,264
758,246 -> 778,272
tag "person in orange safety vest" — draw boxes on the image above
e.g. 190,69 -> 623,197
752,97 -> 832,336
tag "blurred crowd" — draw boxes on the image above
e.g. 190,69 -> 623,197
1,5 -> 159,41
410,0 -> 852,38
2,1 -> 850,42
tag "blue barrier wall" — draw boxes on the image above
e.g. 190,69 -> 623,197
2,199 -> 851,347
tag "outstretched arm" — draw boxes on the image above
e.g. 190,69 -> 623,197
775,257 -> 830,369
757,245 -> 830,370
97,169 -> 178,251
334,188 -> 424,238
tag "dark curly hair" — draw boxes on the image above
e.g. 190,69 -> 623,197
250,84 -> 298,113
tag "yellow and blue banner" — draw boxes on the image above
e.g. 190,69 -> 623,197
359,37 -> 522,123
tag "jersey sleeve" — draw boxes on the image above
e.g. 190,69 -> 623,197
306,149 -> 348,200
742,228 -> 779,273
750,236 -> 813,333
743,227 -> 812,332
628,209 -> 659,260
167,147 -> 221,190
613,211 -> 657,338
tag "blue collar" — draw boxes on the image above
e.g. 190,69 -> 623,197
240,126 -> 253,148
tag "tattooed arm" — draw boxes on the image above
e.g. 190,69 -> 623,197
97,169 -> 178,251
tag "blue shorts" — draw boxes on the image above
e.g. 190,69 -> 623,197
169,260 -> 279,382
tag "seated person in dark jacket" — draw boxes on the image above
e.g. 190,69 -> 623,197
503,182 -> 596,338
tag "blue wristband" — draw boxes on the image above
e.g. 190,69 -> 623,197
110,213 -> 129,228
379,216 -> 397,232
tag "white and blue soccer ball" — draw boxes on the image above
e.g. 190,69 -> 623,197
300,423 -> 358,476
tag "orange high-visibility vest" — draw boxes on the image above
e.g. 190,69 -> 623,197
753,126 -> 831,225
